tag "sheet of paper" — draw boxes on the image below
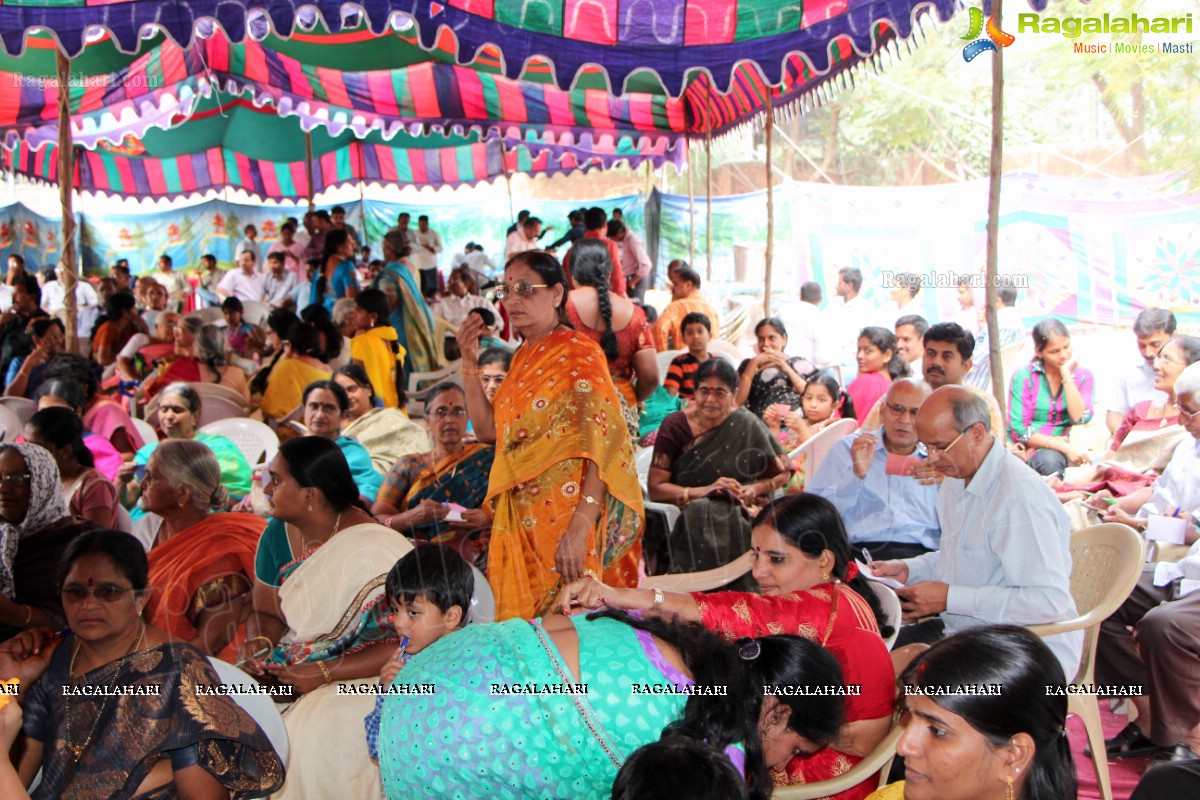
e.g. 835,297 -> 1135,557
1146,514 -> 1188,545
443,502 -> 467,523
856,561 -> 905,590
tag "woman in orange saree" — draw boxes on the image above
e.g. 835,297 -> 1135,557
458,251 -> 643,621
139,439 -> 265,662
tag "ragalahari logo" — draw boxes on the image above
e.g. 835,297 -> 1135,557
961,6 -> 1016,62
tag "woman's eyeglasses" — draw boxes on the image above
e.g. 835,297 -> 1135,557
480,375 -> 505,385
1154,352 -> 1186,367
695,387 -> 731,400
429,407 -> 468,418
493,281 -> 549,301
62,583 -> 136,603
0,472 -> 30,486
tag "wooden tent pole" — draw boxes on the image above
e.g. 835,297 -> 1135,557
985,1 -> 1006,415
305,131 -> 315,213
55,49 -> 78,355
705,84 -> 713,282
686,138 -> 695,267
763,109 -> 775,319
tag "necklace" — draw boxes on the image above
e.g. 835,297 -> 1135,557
64,622 -> 146,760
301,510 -> 344,557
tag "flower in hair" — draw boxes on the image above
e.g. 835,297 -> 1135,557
843,562 -> 859,582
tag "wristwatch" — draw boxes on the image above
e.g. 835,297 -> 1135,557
582,495 -> 599,507
650,587 -> 665,609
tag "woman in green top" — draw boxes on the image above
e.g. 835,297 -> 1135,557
116,382 -> 252,523
378,610 -> 846,800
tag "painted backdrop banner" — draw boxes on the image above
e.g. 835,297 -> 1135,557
0,202 -> 72,275
656,173 -> 1200,327
77,200 -> 364,275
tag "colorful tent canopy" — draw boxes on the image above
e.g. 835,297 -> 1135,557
2,91 -> 628,198
0,0 -> 980,96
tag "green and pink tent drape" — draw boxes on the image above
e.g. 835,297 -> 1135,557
0,0 -> 986,200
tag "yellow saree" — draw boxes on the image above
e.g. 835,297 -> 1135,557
487,327 -> 643,620
350,325 -> 407,409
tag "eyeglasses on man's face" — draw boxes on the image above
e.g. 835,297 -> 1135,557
493,281 -> 549,301
922,422 -> 980,456
883,402 -> 920,420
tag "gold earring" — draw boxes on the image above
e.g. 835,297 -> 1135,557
1005,775 -> 1014,800
821,572 -> 831,583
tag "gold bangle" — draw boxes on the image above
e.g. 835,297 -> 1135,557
317,660 -> 333,686
461,368 -> 481,378
682,487 -> 690,507
247,635 -> 273,651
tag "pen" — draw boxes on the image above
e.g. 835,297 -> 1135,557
1172,507 -> 1182,518
861,547 -> 874,565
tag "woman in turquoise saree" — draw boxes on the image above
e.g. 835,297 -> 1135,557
374,229 -> 439,374
377,610 -> 846,800
241,437 -> 412,800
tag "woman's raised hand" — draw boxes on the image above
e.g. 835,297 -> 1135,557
0,628 -> 61,689
456,314 -> 487,365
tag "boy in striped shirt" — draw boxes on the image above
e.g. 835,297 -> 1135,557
664,312 -> 713,400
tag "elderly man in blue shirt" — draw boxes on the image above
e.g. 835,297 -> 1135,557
807,377 -> 941,562
872,385 -> 1082,678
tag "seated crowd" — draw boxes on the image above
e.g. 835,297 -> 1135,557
0,219 -> 1195,800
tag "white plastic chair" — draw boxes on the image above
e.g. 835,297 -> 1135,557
0,396 -> 36,426
635,447 -> 654,494
206,658 -> 290,767
130,417 -> 159,448
640,551 -> 755,592
190,307 -> 226,325
706,338 -> 745,368
406,360 -> 463,417
655,349 -> 684,380
786,417 -> 857,480
469,565 -> 496,624
239,300 -> 270,326
634,447 -> 680,532
865,580 -> 902,650
1027,522 -> 1144,800
190,382 -> 252,408
199,418 -> 279,467
113,504 -> 134,533
0,402 -> 23,441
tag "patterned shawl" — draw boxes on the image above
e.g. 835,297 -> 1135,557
0,443 -> 69,597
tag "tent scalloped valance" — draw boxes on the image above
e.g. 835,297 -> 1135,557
0,0 -> 997,95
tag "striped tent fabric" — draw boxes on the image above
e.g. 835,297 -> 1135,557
3,132 -> 601,199
0,0 -> 980,96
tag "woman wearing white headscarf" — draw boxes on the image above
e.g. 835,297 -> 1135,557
0,443 -> 99,641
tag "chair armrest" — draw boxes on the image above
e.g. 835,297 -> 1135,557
1027,617 -> 1094,638
772,724 -> 905,800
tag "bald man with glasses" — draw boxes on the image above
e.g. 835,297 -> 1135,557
871,385 -> 1082,678
807,378 -> 941,561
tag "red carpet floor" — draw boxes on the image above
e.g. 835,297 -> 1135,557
1069,704 -> 1149,799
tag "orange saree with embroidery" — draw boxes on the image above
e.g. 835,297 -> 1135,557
487,327 -> 644,621
695,584 -> 895,800
144,512 -> 266,663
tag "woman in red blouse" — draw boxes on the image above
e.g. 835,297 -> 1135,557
562,493 -> 896,800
